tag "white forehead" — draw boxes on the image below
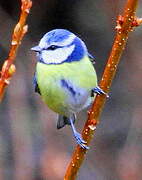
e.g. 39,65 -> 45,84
39,34 -> 76,49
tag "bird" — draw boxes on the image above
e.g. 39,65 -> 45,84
31,29 -> 107,149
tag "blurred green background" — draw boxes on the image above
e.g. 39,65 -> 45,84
0,0 -> 142,179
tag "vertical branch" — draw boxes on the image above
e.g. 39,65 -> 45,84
64,0 -> 139,179
0,0 -> 32,101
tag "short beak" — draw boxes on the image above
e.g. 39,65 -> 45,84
31,46 -> 41,52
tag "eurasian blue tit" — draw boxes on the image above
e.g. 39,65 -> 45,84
31,29 -> 107,149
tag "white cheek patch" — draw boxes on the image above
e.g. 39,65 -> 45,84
41,45 -> 75,64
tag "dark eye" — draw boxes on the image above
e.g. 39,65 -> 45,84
47,45 -> 58,50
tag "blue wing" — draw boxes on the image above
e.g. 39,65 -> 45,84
88,52 -> 95,64
33,72 -> 41,95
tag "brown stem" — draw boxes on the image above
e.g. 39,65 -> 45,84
64,0 -> 138,179
0,0 -> 32,101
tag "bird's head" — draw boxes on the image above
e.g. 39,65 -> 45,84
31,29 -> 88,64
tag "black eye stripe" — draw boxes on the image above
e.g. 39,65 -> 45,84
48,45 -> 58,50
43,45 -> 59,51
42,44 -> 74,51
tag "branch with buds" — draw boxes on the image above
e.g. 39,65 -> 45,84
0,0 -> 32,101
64,0 -> 141,179
116,15 -> 142,31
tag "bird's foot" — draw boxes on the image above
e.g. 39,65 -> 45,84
69,114 -> 89,150
73,131 -> 89,150
93,86 -> 109,98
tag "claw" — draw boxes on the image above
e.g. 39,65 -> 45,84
92,86 -> 109,98
80,143 -> 90,150
74,132 -> 86,144
73,132 -> 89,149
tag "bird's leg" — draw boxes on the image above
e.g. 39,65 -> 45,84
69,115 -> 89,149
92,86 -> 109,98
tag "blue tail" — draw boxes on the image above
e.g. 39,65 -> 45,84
57,115 -> 75,129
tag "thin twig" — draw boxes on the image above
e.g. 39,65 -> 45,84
0,0 -> 32,101
64,0 -> 139,179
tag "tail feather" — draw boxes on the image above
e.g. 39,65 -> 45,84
57,114 -> 76,129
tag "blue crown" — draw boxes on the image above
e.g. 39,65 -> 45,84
43,29 -> 72,44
